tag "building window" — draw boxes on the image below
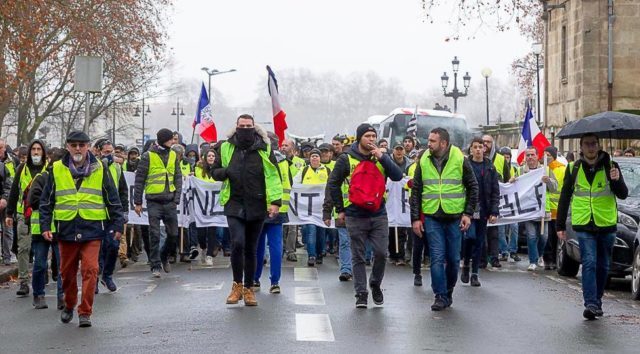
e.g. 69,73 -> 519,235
561,25 -> 567,82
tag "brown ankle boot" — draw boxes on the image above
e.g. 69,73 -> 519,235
226,282 -> 243,304
243,287 -> 258,306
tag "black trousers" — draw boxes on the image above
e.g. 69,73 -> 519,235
198,226 -> 219,257
388,227 -> 408,260
543,220 -> 558,265
227,216 -> 265,288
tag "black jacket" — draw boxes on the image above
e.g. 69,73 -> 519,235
469,157 -> 500,219
556,151 -> 628,233
39,151 -> 125,242
210,126 -> 281,221
134,143 -> 182,205
7,139 -> 48,217
410,146 -> 479,222
327,143 -> 403,218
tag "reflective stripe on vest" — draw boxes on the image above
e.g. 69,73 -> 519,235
278,160 -> 291,213
219,142 -> 283,208
17,163 -> 47,214
570,163 -> 617,227
52,160 -> 107,221
145,151 -> 177,195
420,146 -> 466,215
343,155 -> 384,208
30,210 -> 56,235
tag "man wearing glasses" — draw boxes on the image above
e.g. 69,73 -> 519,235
39,131 -> 125,327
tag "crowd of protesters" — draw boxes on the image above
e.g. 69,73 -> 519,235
0,114 -> 632,326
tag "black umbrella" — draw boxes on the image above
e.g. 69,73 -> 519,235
556,111 -> 640,139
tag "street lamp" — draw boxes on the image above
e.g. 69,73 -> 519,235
532,42 -> 543,125
200,67 -> 237,107
481,68 -> 492,126
441,56 -> 471,113
171,98 -> 186,132
133,98 -> 151,147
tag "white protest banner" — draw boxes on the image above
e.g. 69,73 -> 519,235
124,171 -> 190,227
489,167 -> 546,227
286,183 -> 329,228
386,178 -> 411,227
188,177 -> 228,227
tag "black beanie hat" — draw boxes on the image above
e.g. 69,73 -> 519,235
544,146 -> 558,159
356,123 -> 376,141
157,128 -> 174,146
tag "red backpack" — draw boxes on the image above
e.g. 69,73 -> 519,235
348,160 -> 386,212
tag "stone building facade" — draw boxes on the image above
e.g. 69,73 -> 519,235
544,0 -> 640,153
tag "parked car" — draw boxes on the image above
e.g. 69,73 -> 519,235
557,157 -> 640,285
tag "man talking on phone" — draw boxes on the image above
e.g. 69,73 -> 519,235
327,123 -> 403,308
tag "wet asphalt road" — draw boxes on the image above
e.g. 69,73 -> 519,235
1,250 -> 640,354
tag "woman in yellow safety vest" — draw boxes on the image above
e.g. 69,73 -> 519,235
194,149 -> 220,266
294,149 -> 331,267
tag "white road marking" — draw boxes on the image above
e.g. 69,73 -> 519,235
295,314 -> 335,342
143,284 -> 157,293
295,287 -> 325,305
182,282 -> 224,291
545,275 -> 567,284
567,284 -> 583,293
294,268 -> 318,282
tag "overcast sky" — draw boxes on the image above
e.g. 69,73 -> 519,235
165,0 -> 532,107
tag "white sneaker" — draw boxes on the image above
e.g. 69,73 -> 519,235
10,255 -> 17,264
205,256 -> 214,266
537,257 -> 544,267
200,251 -> 207,265
527,264 -> 537,271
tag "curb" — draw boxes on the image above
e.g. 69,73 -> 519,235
0,266 -> 18,284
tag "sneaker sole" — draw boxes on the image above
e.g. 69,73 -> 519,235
356,303 -> 368,308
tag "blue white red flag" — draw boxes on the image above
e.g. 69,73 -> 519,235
194,83 -> 217,142
517,101 -> 550,164
267,65 -> 287,147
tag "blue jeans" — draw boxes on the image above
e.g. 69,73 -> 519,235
216,227 -> 231,252
302,225 -> 326,258
425,216 -> 462,298
463,219 -> 487,274
255,223 -> 283,285
577,231 -> 615,308
326,228 -> 338,252
337,227 -> 352,274
32,240 -> 63,298
99,234 -> 120,279
498,223 -> 519,255
524,221 -> 548,264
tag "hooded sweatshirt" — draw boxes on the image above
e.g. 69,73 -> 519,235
7,139 -> 48,217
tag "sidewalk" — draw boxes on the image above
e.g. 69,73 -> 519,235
0,263 -> 18,284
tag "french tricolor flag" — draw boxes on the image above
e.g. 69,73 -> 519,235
193,83 -> 217,142
267,65 -> 287,147
517,102 -> 550,164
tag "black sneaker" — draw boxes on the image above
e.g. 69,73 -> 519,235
510,253 -> 521,262
16,282 -> 29,297
339,273 -> 352,281
162,261 -> 171,273
370,284 -> 383,305
490,259 -> 502,268
460,266 -> 470,284
151,267 -> 161,278
269,284 -> 281,294
431,296 -> 447,311
189,247 -> 199,260
355,292 -> 368,308
446,289 -> 454,307
595,307 -> 604,317
252,281 -> 261,292
168,256 -> 176,264
414,274 -> 423,287
286,253 -> 298,262
61,308 -> 74,323
79,315 -> 92,328
365,259 -> 371,266
316,257 -> 323,265
33,295 -> 48,309
57,297 -> 65,310
101,277 -> 117,292
307,256 -> 316,267
583,305 -> 598,320
470,274 -> 481,287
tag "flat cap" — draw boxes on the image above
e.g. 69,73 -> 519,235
66,131 -> 91,143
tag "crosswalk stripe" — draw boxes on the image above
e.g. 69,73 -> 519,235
295,314 -> 335,342
295,287 -> 325,305
294,267 -> 318,281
